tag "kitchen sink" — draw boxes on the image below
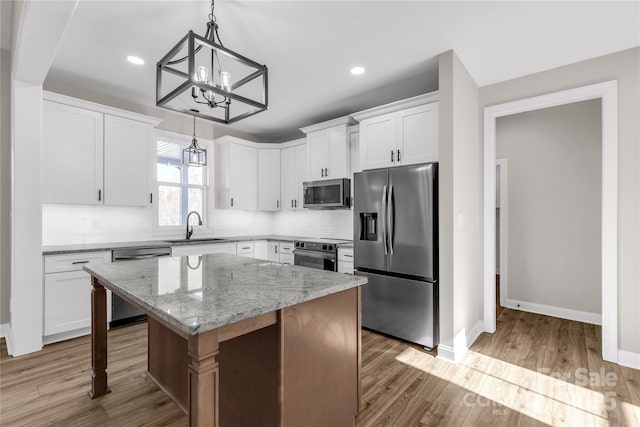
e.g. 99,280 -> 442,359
164,238 -> 229,244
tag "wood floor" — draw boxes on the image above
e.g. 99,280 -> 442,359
1,310 -> 639,426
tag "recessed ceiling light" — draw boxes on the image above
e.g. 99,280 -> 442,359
127,55 -> 145,65
350,66 -> 365,76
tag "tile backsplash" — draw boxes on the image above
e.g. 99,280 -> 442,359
42,204 -> 353,245
271,209 -> 353,240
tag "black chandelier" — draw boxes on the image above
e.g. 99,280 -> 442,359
156,0 -> 268,124
183,110 -> 207,167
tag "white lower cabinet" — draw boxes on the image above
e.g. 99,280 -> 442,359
279,241 -> 295,265
44,271 -> 105,336
43,251 -> 112,343
253,241 -> 269,261
171,243 -> 237,257
338,247 -> 354,274
236,242 -> 254,258
267,242 -> 280,262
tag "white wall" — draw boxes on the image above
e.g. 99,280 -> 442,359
42,204 -> 275,245
1,48 -> 11,325
42,204 -> 352,246
271,209 -> 353,240
438,50 -> 483,361
496,100 -> 602,315
480,46 -> 640,355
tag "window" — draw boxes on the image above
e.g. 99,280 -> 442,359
157,139 -> 208,226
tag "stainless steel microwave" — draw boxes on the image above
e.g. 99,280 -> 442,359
303,178 -> 351,209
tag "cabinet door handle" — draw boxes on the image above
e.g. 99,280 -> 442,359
391,150 -> 394,162
150,193 -> 153,204
294,200 -> 297,208
230,197 -> 234,207
325,168 -> 328,177
276,200 -> 279,209
98,189 -> 102,201
72,260 -> 90,265
397,149 -> 400,162
321,168 -> 324,177
274,246 -> 278,254
291,200 -> 294,208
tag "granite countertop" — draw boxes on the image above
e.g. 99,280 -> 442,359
84,254 -> 366,335
42,240 -> 174,255
43,235 -> 353,255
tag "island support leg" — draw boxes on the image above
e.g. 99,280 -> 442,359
88,277 -> 110,398
188,330 -> 220,427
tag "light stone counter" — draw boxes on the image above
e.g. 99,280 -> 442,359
84,253 -> 366,335
43,235 -> 352,255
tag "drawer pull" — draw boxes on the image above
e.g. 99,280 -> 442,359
344,254 -> 353,258
242,246 -> 250,250
72,260 -> 90,265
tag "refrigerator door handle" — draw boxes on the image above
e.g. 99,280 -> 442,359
382,185 -> 388,254
388,184 -> 394,255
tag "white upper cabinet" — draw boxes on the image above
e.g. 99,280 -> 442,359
216,137 -> 258,210
301,117 -> 354,181
306,131 -> 331,181
43,101 -> 104,205
397,103 -> 439,166
359,112 -> 397,170
42,93 -> 161,206
353,92 -> 439,171
280,141 -> 306,210
348,126 -> 360,204
295,144 -> 307,207
258,148 -> 281,211
103,115 -> 152,207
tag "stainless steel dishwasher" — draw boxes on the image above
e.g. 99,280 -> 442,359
110,246 -> 171,328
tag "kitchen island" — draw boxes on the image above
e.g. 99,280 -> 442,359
84,254 -> 366,427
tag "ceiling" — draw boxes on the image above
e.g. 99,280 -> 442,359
46,1 -> 639,142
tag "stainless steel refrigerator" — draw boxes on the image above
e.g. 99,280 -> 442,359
354,163 -> 438,349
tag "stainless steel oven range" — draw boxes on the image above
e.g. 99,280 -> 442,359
293,239 -> 349,271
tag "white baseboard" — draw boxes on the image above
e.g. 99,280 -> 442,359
505,298 -> 601,325
466,320 -> 485,349
436,344 -> 456,364
436,320 -> 485,364
42,327 -> 91,346
618,350 -> 640,370
0,323 -> 9,338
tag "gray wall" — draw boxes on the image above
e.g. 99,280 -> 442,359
1,48 -> 11,325
438,50 -> 483,352
497,99 -> 602,314
480,46 -> 640,354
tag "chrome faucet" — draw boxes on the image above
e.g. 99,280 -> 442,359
185,211 -> 202,240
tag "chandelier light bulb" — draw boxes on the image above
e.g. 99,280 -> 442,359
221,71 -> 232,91
197,66 -> 209,82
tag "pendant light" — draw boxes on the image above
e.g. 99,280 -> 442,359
183,111 -> 207,167
156,0 -> 268,124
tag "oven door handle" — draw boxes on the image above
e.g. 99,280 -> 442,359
293,249 -> 336,261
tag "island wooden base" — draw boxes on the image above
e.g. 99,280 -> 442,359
90,278 -> 361,427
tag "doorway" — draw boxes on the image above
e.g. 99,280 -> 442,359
483,81 -> 618,363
